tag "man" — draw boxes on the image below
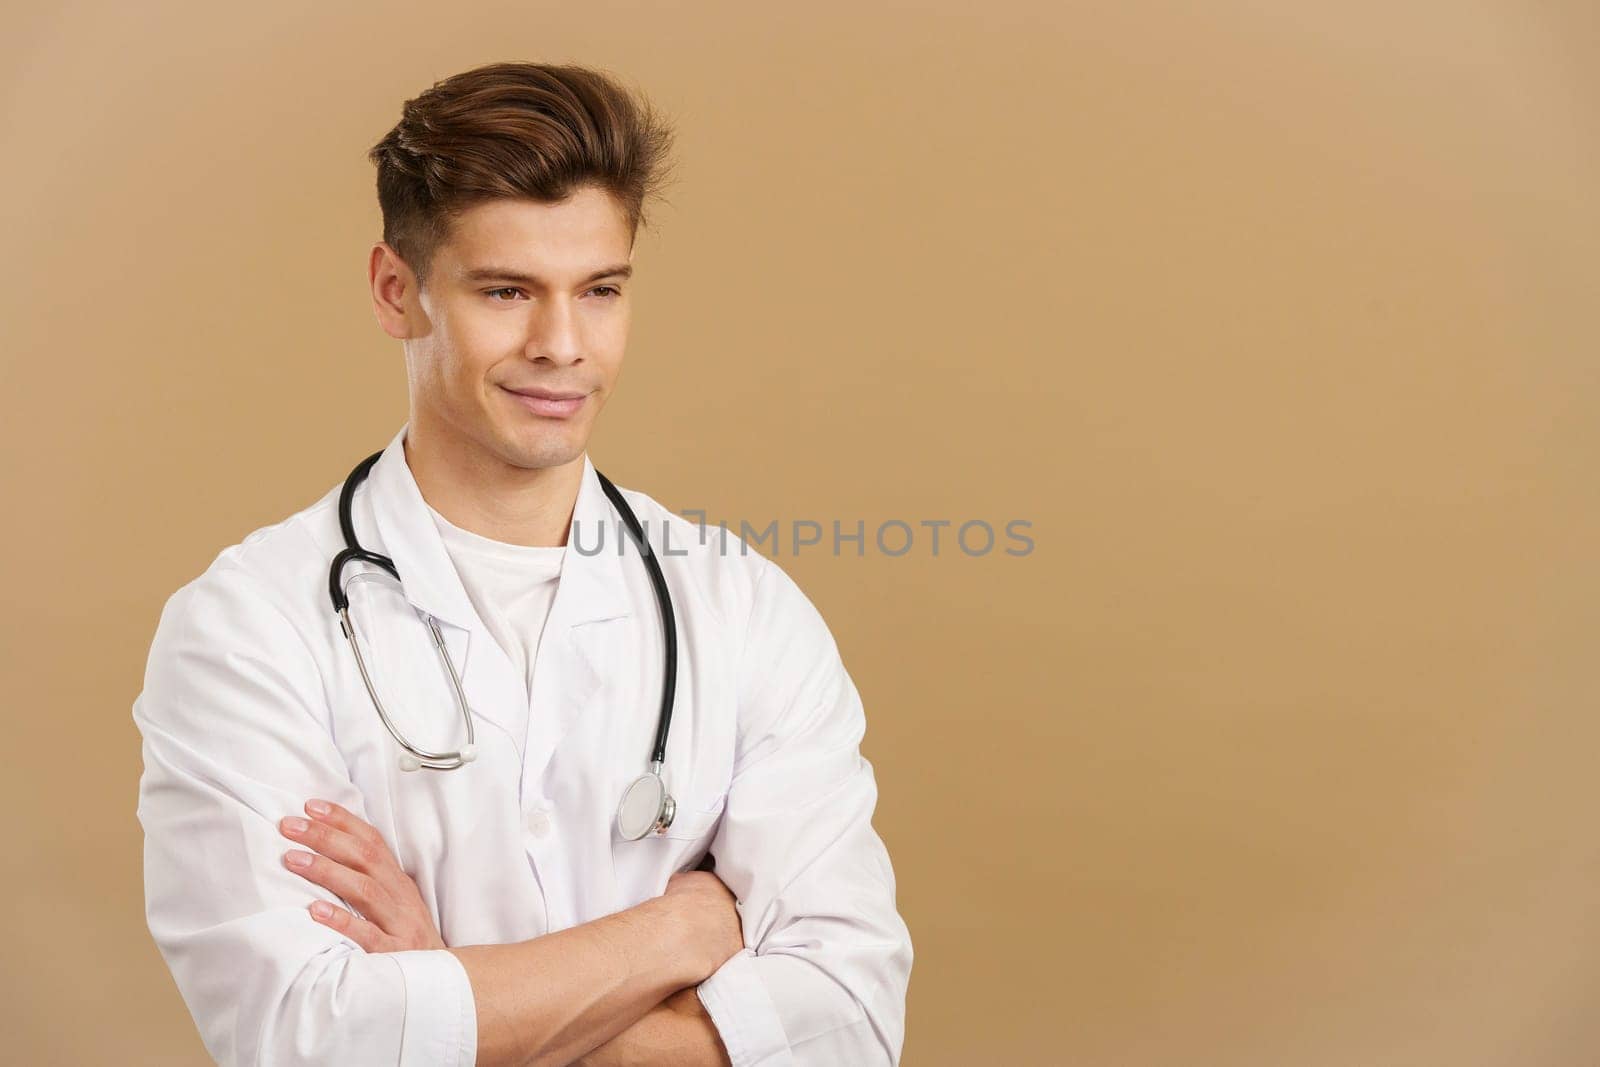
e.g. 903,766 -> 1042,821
133,61 -> 912,1066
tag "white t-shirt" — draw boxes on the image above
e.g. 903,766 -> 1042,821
425,502 -> 565,704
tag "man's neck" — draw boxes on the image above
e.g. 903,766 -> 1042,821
403,422 -> 584,548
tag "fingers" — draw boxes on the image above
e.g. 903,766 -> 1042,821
279,799 -> 447,952
283,800 -> 391,874
303,799 -> 388,857
282,846 -> 379,913
279,800 -> 395,927
307,899 -> 391,953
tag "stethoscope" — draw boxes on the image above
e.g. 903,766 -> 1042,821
327,449 -> 680,841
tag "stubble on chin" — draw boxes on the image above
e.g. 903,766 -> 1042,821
493,425 -> 589,472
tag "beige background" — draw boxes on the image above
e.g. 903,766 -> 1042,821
3,1 -> 1597,1063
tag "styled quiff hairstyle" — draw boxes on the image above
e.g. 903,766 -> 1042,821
368,61 -> 676,288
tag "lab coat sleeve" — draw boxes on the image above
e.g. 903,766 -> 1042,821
695,557 -> 914,1066
133,561 -> 477,1066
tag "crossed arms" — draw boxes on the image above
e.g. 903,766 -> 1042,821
275,795 -> 739,1066
134,556 -> 912,1065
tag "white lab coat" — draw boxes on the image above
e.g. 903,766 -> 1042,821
133,423 -> 913,1066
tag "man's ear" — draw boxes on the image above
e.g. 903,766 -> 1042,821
369,242 -> 416,340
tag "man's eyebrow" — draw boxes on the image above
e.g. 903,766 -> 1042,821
461,263 -> 633,286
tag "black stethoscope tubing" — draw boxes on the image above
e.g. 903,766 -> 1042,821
327,449 -> 677,770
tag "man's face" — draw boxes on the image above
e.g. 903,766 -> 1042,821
396,185 -> 634,471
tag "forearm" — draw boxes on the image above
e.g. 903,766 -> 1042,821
575,988 -> 732,1067
447,897 -> 703,1067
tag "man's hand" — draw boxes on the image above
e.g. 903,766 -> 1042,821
661,868 -> 746,978
278,798 -> 445,952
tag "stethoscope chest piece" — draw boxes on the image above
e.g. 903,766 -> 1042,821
617,767 -> 676,840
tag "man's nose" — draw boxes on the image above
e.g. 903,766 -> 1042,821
524,297 -> 584,365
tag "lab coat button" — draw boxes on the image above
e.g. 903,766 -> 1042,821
526,808 -> 552,838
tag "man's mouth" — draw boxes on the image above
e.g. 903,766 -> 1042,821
501,385 -> 590,419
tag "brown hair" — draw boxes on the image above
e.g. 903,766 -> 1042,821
368,61 -> 676,288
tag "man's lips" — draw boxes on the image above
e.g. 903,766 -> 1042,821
502,385 -> 590,419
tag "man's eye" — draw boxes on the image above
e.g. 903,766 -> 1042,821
486,288 -> 524,301
590,285 -> 621,298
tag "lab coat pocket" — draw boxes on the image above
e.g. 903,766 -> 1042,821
659,792 -> 727,840
610,791 -> 728,902
608,790 -> 726,844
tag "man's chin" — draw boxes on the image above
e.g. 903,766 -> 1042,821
493,429 -> 588,472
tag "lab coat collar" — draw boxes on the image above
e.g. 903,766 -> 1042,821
366,423 -> 634,635
360,423 -> 635,771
